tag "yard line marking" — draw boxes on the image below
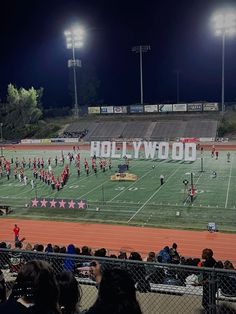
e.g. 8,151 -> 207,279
108,167 -> 156,202
76,162 -> 148,199
225,157 -> 233,209
127,164 -> 182,223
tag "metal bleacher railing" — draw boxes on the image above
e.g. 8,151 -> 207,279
0,248 -> 236,314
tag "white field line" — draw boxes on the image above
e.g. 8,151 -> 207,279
108,164 -> 162,202
127,164 -> 182,223
78,163 -> 143,199
225,157 -> 233,209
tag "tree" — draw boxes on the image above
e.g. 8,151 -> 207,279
2,84 -> 43,138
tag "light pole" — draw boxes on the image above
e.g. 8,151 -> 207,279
132,45 -> 151,105
64,26 -> 84,117
212,10 -> 236,113
0,123 -> 3,142
174,70 -> 180,103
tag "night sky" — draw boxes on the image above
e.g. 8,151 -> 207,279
1,0 -> 236,107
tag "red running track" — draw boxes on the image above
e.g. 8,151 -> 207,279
0,218 -> 236,262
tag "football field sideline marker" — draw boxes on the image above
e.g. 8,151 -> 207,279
127,163 -> 183,223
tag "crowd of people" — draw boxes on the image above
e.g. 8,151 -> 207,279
0,236 -> 236,313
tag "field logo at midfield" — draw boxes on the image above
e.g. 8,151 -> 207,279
90,141 -> 196,161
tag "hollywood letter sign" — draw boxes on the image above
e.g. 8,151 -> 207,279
90,141 -> 196,161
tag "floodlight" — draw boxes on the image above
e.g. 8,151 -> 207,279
64,25 -> 85,117
212,9 -> 236,112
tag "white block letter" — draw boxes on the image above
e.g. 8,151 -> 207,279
144,141 -> 157,159
111,142 -> 121,158
184,143 -> 196,161
133,141 -> 142,159
172,142 -> 184,160
100,141 -> 111,158
90,141 -> 100,157
122,142 -> 132,158
158,142 -> 169,160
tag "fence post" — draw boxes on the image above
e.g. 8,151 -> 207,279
209,268 -> 217,314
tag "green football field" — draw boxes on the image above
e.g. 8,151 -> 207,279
0,148 -> 236,231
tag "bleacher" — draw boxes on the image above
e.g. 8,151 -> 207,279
62,117 -> 218,141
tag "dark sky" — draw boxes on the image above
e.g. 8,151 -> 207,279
1,0 -> 236,107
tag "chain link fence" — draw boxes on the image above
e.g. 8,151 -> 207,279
0,248 -> 236,313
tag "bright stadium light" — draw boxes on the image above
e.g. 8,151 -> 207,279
64,25 -> 84,117
212,9 -> 236,113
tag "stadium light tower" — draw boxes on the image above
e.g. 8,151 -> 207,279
212,10 -> 236,113
64,26 -> 84,117
132,45 -> 151,105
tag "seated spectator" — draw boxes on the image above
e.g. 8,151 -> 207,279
156,246 -> 171,263
146,251 -> 155,262
0,269 -> 6,304
118,250 -> 127,259
81,246 -> 92,256
85,268 -> 142,314
169,244 -> 181,265
0,260 -> 60,314
64,244 -> 76,271
220,260 -> 236,297
45,243 -> 53,253
57,271 -> 81,314
128,252 -> 150,292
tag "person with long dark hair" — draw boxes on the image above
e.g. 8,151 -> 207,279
85,268 -> 142,314
57,271 -> 81,314
0,260 -> 61,314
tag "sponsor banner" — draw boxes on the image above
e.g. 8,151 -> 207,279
180,137 -> 199,143
173,104 -> 187,112
101,106 -> 114,114
130,105 -> 144,113
41,139 -> 51,144
203,103 -> 219,111
21,139 -> 41,144
88,107 -> 100,114
51,139 -> 65,143
113,106 -> 127,113
199,137 -> 215,142
159,104 -> 173,112
187,103 -> 203,112
31,198 -> 87,209
64,138 -> 79,143
144,104 -> 158,113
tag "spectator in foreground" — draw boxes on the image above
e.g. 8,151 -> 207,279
85,268 -> 142,314
57,271 -> 81,314
0,260 -> 61,314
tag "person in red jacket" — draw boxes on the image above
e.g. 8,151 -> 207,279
13,224 -> 20,242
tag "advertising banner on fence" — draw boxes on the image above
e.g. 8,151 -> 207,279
144,104 -> 158,112
88,107 -> 100,114
180,137 -> 199,143
101,106 -> 114,114
113,106 -> 127,113
21,139 -> 41,144
173,104 -> 187,112
41,139 -> 51,144
203,103 -> 219,111
159,104 -> 173,112
130,105 -> 144,113
187,103 -> 203,112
